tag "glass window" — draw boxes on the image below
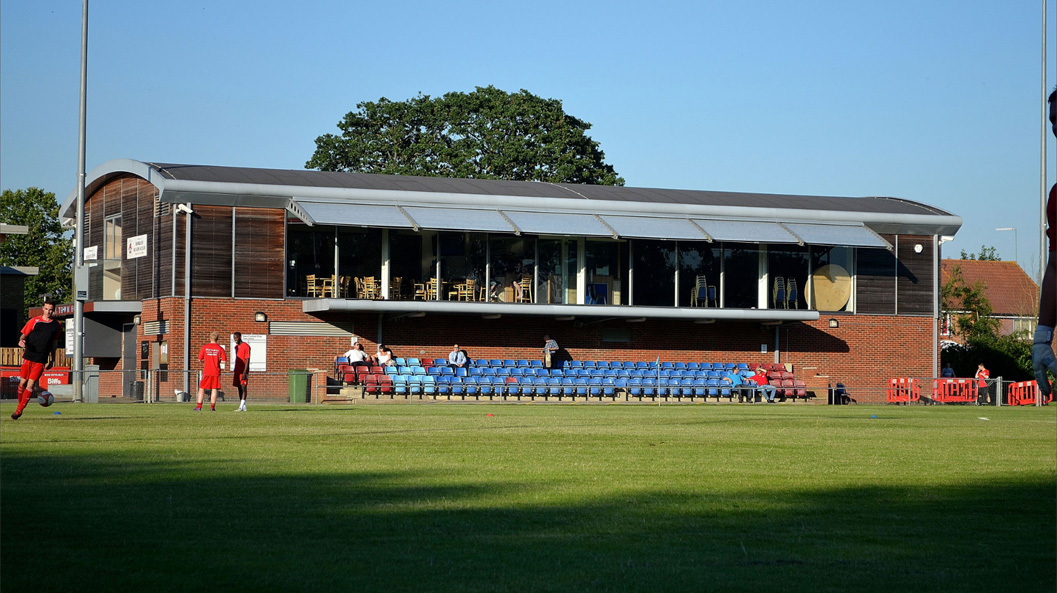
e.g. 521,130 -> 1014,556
723,243 -> 759,309
488,235 -> 534,302
390,230 -> 437,300
678,242 -> 721,307
439,232 -> 487,300
286,223 -> 335,297
337,227 -> 382,298
538,238 -> 576,304
585,239 -> 627,305
632,240 -> 677,306
810,246 -> 854,312
767,245 -> 809,309
103,214 -> 122,300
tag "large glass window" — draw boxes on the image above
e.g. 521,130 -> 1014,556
488,235 -> 534,302
810,246 -> 854,312
538,238 -> 576,304
723,243 -> 759,309
439,232 -> 487,300
678,242 -> 721,307
632,240 -> 677,306
103,214 -> 122,300
585,239 -> 627,305
337,227 -> 382,298
767,245 -> 809,309
286,223 -> 335,297
390,230 -> 437,300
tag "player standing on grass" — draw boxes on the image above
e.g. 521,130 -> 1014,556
195,331 -> 227,411
232,332 -> 250,411
11,299 -> 61,420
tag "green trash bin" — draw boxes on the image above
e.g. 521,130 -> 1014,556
288,370 -> 310,403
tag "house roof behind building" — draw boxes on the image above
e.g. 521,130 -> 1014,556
941,259 -> 1039,316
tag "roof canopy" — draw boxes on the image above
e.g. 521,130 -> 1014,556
62,159 -> 963,244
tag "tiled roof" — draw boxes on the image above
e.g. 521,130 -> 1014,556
940,259 -> 1038,316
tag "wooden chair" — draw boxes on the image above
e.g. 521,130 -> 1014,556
413,279 -> 427,300
305,274 -> 321,297
339,275 -> 352,298
390,277 -> 403,300
361,276 -> 378,300
458,279 -> 477,301
517,276 -> 533,303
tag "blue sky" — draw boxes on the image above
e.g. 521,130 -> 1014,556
1,1 -> 1053,276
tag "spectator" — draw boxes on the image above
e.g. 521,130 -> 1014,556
940,363 -> 955,378
542,335 -> 559,368
448,344 -> 468,368
975,362 -> 991,405
340,342 -> 372,366
747,367 -> 777,403
376,344 -> 395,367
725,370 -> 751,403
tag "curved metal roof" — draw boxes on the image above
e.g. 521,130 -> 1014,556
61,159 -> 962,237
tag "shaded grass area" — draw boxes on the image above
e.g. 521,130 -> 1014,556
2,404 -> 1054,592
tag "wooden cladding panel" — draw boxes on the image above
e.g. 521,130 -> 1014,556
855,236 -> 896,315
234,207 -> 285,298
191,205 -> 234,297
896,235 -> 935,316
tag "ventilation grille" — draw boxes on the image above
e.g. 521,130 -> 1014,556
268,321 -> 353,336
143,320 -> 169,336
154,196 -> 171,217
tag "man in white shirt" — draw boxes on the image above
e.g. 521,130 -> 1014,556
448,344 -> 467,368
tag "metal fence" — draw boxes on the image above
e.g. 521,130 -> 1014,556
2,368 -> 1050,407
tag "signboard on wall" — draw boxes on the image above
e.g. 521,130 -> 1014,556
126,234 -> 147,259
83,245 -> 98,261
230,334 -> 267,372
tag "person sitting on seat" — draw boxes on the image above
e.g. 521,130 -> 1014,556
376,344 -> 395,367
448,344 -> 468,368
340,341 -> 372,366
724,370 -> 751,403
746,367 -> 777,403
940,363 -> 955,378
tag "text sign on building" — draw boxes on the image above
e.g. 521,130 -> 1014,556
229,334 -> 268,372
83,245 -> 98,261
126,234 -> 148,259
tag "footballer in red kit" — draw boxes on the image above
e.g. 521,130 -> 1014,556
11,299 -> 61,420
195,331 -> 227,411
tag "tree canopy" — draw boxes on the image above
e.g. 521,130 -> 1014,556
307,86 -> 624,185
0,188 -> 73,311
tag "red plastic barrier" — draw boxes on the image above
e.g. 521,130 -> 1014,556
886,377 -> 920,403
931,378 -> 977,403
1008,380 -> 1051,406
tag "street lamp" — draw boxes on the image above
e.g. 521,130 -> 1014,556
995,227 -> 1017,264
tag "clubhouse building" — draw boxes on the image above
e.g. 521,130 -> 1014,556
59,158 -> 961,402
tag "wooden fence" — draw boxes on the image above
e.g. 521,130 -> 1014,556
0,347 -> 72,367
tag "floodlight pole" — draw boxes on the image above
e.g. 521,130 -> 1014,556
1041,0 -> 1048,286
72,0 -> 88,402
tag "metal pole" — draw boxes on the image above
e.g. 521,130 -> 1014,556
72,0 -> 88,403
183,206 -> 191,394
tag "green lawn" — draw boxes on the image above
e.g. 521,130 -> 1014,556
2,403 -> 1054,592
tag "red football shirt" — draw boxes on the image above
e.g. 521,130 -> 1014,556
199,343 -> 227,376
233,342 -> 250,374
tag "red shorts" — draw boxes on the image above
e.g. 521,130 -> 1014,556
233,373 -> 247,387
199,375 -> 221,390
20,359 -> 46,382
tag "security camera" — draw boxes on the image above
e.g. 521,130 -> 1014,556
176,203 -> 194,215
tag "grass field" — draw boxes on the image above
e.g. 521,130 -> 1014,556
1,402 -> 1054,592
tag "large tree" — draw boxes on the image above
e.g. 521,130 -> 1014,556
307,86 -> 624,185
0,188 -> 73,311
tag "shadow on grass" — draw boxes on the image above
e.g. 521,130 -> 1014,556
1,452 -> 1053,593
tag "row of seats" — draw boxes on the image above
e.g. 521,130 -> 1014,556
358,374 -> 807,400
341,364 -> 787,381
336,357 -> 791,373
